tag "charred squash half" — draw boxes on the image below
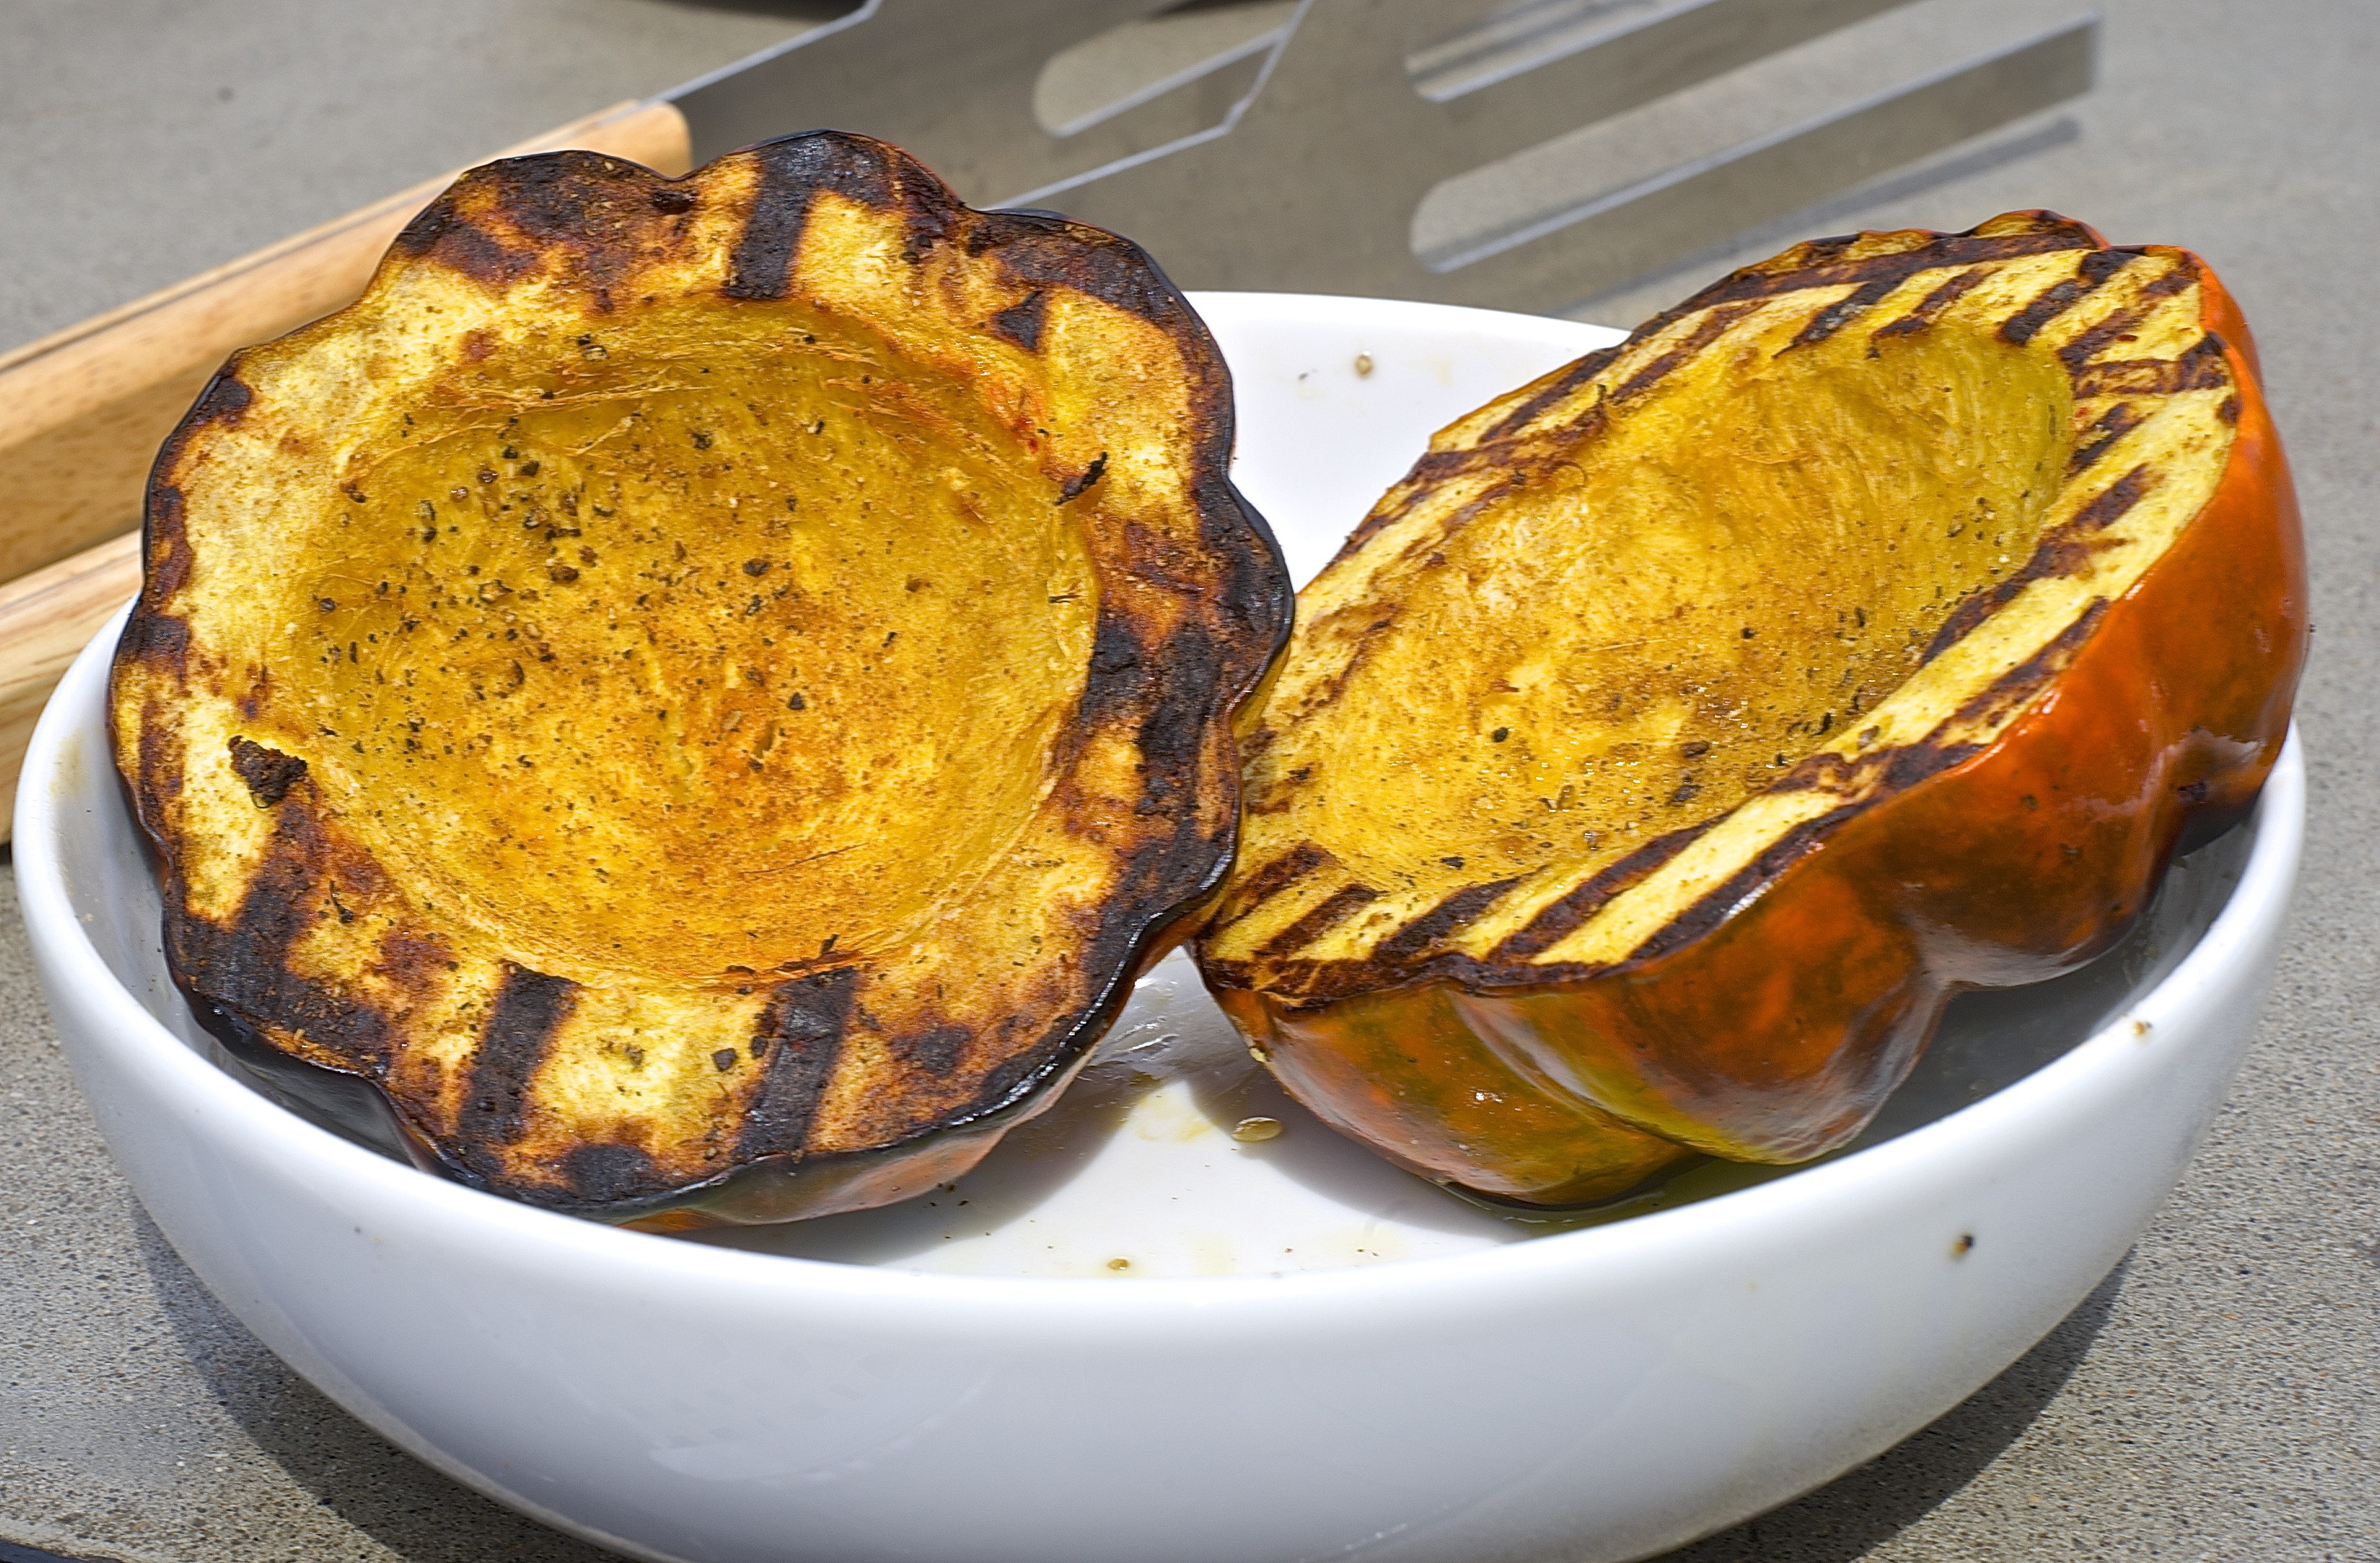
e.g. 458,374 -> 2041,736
112,133 -> 1290,1225
1196,213 -> 2304,1208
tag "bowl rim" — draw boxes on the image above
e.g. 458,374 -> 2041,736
13,290 -> 2306,1320
1187,287 -> 1622,342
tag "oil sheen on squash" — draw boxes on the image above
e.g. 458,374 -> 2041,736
1199,213 -> 2304,1208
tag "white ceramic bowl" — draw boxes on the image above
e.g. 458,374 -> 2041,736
15,293 -> 2302,1563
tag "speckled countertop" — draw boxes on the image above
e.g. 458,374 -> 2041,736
2,2 -> 2374,1560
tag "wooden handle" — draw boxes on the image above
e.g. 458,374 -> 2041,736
0,96 -> 691,589
0,530 -> 140,842
0,97 -> 692,840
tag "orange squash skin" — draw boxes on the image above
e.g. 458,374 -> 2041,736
1210,239 -> 2306,1206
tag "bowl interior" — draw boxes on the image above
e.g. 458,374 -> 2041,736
39,291 -> 2264,1280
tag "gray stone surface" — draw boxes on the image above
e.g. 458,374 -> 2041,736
2,1 -> 2375,1560
0,0 -> 811,355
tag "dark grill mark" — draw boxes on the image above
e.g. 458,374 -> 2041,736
1495,822 -> 1713,960
738,968 -> 859,1159
1768,748 -> 1863,796
506,154 -> 632,238
1922,592 -> 1995,666
1784,278 -> 1895,350
371,928 -> 452,998
1998,279 -> 2090,345
1369,875 -> 1529,965
1656,221 -> 2096,325
125,611 -> 191,672
1482,346 -> 1620,441
2078,248 -> 2136,286
1941,599 -> 2108,736
991,290 -> 1047,353
894,180 -> 955,266
1239,602 -> 1404,743
2073,464 -> 2153,531
976,208 -> 1181,325
720,134 -> 918,301
395,188 -> 538,286
1394,446 -> 1486,496
1612,303 -> 1760,403
2056,304 -> 2149,372
227,736 -> 307,805
184,373 -> 254,430
1786,234 -> 1860,270
2140,261 -> 2198,300
173,803 -> 396,1076
1622,803 -> 1866,968
1342,437 -> 1547,556
1921,466 -> 2149,663
1208,842 -> 1332,935
892,1023 -> 969,1077
1256,882 -> 1382,960
1070,607 -> 1147,734
1201,472 -> 1295,696
2066,404 -> 2145,476
2071,333 -> 2232,399
722,188 -> 808,301
1868,267 -> 1992,347
563,1143 -> 661,1204
456,965 -> 578,1165
144,485 -> 195,601
1127,618 -> 1220,821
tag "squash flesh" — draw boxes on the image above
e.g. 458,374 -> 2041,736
1237,296 -> 2073,956
241,306 -> 1097,983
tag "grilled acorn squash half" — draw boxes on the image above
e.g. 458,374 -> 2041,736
1196,213 -> 2304,1208
111,133 -> 1291,1225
